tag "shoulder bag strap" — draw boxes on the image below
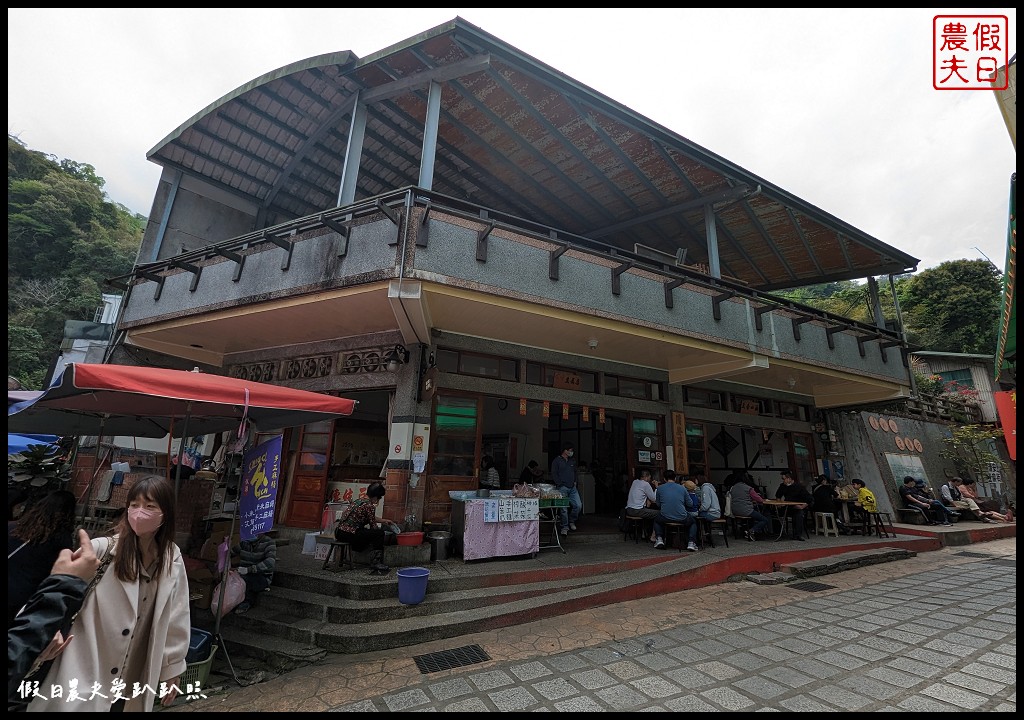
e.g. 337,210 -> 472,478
68,536 -> 114,628
8,540 -> 28,560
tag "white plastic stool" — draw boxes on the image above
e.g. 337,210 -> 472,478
814,512 -> 839,537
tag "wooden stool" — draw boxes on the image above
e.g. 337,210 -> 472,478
870,512 -> 896,539
728,515 -> 753,539
623,514 -> 645,544
663,522 -> 686,552
814,512 -> 840,537
696,518 -> 712,549
317,537 -> 353,570
711,518 -> 729,548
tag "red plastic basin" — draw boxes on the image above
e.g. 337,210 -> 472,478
396,531 -> 424,546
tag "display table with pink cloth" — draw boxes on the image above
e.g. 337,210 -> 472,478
458,498 -> 540,561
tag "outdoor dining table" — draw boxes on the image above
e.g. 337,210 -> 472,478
762,499 -> 808,541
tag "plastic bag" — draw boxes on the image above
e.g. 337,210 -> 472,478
210,570 -> 246,618
216,536 -> 231,575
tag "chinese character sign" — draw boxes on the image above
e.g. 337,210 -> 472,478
933,15 -> 1009,90
239,435 -> 283,540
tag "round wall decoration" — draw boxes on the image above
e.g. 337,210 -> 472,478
894,436 -> 906,450
497,399 -> 509,411
905,437 -> 915,452
888,419 -> 900,433
913,438 -> 924,453
868,416 -> 880,430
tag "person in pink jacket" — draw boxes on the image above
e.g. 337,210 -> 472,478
27,475 -> 191,712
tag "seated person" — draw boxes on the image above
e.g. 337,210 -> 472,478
232,532 -> 277,614
774,469 -> 811,540
811,475 -> 848,534
518,460 -> 544,484
728,473 -> 771,541
652,472 -> 699,551
941,477 -> 1007,523
900,476 -> 954,525
957,478 -> 1012,522
625,469 -> 660,542
694,474 -> 722,522
335,482 -> 389,573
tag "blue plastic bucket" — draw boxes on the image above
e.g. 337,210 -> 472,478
397,566 -> 430,605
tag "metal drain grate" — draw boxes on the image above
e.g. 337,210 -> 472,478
787,581 -> 838,592
413,644 -> 491,674
956,551 -> 994,558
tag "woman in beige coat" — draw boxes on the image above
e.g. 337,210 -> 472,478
27,475 -> 191,712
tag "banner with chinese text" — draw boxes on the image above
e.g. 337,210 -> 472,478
239,435 -> 283,540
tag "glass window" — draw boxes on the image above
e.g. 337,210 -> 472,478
683,387 -> 724,410
431,395 -> 478,476
435,349 -> 518,381
937,369 -> 974,388
436,349 -> 459,373
779,402 -> 808,421
605,374 -> 661,400
684,422 -> 708,477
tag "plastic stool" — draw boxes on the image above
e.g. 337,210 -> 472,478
814,512 -> 840,537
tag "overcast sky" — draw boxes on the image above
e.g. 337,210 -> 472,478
7,8 -> 1016,273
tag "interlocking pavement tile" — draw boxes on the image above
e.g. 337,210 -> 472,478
664,668 -> 717,689
731,675 -> 789,699
807,684 -> 872,710
547,655 -> 590,673
776,637 -> 824,655
786,656 -> 842,680
553,695 -> 606,712
942,670 -> 1007,696
760,665 -> 815,689
859,635 -> 909,653
885,656 -> 944,679
812,649 -> 867,670
895,694 -> 966,711
468,669 -> 515,691
836,643 -> 888,662
629,675 -> 681,699
594,683 -> 649,710
903,647 -> 961,668
443,697 -> 490,712
381,688 -> 431,712
691,660 -> 742,681
698,686 -> 757,711
569,668 -> 618,691
664,694 -> 721,711
427,677 -> 474,701
977,651 -> 1015,669
509,661 -> 553,682
920,683 -> 990,710
960,662 -> 1015,684
836,675 -> 902,700
605,660 -> 648,681
531,677 -> 578,701
663,645 -> 710,663
778,694 -> 838,712
864,665 -> 921,689
489,686 -> 540,711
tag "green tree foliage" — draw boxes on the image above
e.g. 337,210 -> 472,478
899,259 -> 1001,354
7,135 -> 144,388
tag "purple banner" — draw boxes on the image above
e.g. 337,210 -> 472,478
239,435 -> 283,541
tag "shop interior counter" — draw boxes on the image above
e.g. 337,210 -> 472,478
451,497 -> 540,561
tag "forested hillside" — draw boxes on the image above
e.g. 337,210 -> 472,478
8,135 -> 144,389
774,259 -> 1001,357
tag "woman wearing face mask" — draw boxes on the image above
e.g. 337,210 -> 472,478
27,475 -> 191,713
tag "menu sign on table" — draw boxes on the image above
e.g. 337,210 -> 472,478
483,498 -> 539,522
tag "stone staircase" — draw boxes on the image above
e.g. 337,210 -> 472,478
200,535 -> 921,674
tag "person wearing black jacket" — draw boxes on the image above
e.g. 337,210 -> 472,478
775,470 -> 813,540
811,475 -> 848,534
8,529 -> 99,707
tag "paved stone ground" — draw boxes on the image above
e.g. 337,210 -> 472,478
167,539 -> 1015,712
